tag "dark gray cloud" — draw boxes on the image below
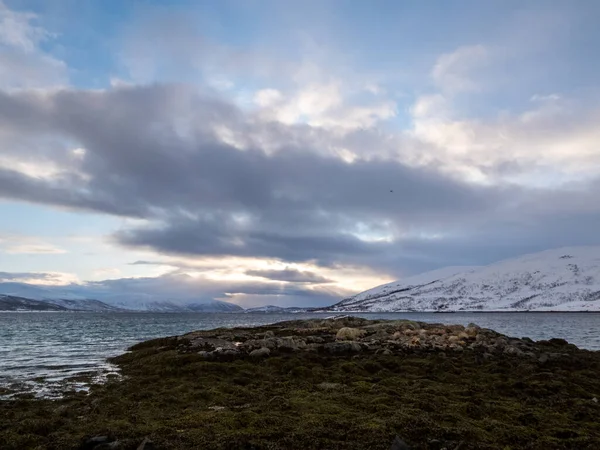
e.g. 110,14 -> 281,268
0,83 -> 599,288
245,268 -> 333,284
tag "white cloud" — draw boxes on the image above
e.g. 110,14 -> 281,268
1,236 -> 67,254
254,88 -> 284,108
432,44 -> 488,93
410,94 -> 448,119
92,267 -> 121,279
531,94 -> 560,102
0,0 -> 50,52
0,2 -> 66,89
254,81 -> 396,131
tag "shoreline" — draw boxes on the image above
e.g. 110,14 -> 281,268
2,317 -> 600,449
2,309 -> 600,313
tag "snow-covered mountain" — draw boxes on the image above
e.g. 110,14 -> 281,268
0,282 -> 243,312
325,247 -> 600,312
0,285 -> 124,312
0,294 -> 68,311
41,298 -> 125,312
244,305 -> 308,313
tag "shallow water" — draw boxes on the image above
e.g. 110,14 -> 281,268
1,311 -> 599,397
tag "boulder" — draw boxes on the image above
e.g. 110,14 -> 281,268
336,327 -> 365,341
190,337 -> 237,352
504,346 -> 524,356
137,438 -> 156,450
324,341 -> 362,354
390,435 -> 412,450
95,443 -> 120,450
250,347 -> 271,358
279,336 -> 305,351
80,436 -> 114,450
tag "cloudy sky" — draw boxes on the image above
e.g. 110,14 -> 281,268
1,0 -> 599,308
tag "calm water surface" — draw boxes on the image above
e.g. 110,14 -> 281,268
1,312 -> 599,398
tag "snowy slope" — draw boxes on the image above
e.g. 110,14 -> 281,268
327,247 -> 600,312
244,305 -> 308,313
0,284 -> 124,311
0,294 -> 68,311
0,282 -> 243,312
41,298 -> 124,312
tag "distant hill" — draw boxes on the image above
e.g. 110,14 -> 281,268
0,295 -> 68,311
322,247 -> 600,312
0,282 -> 243,312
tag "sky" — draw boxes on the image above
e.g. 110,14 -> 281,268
1,0 -> 600,308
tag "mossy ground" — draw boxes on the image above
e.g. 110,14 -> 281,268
1,323 -> 600,450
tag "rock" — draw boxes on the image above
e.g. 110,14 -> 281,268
493,337 -> 508,350
324,341 -> 362,354
390,435 -> 412,450
475,333 -> 487,342
250,347 -> 271,358
592,397 -> 598,403
197,351 -> 213,359
381,349 -> 393,356
95,443 -> 120,450
538,353 -> 549,364
349,342 -> 362,352
336,327 -> 364,341
504,346 -> 523,356
264,331 -> 275,338
465,325 -> 480,337
137,438 -> 156,450
427,439 -> 444,450
261,337 -> 280,349
317,382 -> 343,390
279,336 -> 306,351
446,324 -> 465,333
399,321 -> 420,331
190,337 -> 237,352
214,347 -> 239,357
80,436 -> 113,450
208,405 -> 226,411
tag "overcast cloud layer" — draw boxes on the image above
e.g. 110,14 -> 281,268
0,0 -> 599,307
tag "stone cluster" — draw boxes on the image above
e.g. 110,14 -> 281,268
178,316 -> 574,363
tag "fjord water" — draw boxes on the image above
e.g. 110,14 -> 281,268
1,312 -> 599,398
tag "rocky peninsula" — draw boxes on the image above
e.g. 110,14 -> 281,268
1,317 -> 600,449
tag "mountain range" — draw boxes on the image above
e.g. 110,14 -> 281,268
3,247 -> 600,312
0,282 -> 242,312
323,247 -> 600,312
